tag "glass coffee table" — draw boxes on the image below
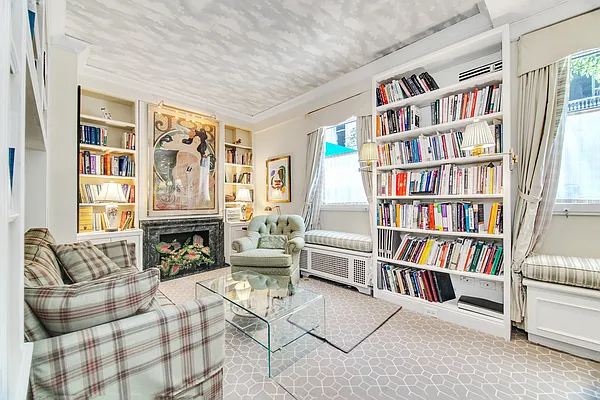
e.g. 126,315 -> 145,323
196,271 -> 325,377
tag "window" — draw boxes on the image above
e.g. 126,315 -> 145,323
322,118 -> 368,207
556,50 -> 600,212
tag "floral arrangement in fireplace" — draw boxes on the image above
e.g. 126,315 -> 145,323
155,234 -> 214,277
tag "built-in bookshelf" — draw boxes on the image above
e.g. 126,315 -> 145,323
224,125 -> 254,221
371,26 -> 512,340
77,89 -> 139,234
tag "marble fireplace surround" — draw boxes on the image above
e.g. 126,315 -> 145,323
141,217 -> 225,277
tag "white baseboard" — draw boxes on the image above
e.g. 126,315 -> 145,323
528,333 -> 600,362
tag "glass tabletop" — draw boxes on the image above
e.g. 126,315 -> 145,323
196,270 -> 323,324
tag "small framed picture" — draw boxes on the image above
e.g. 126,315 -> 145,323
266,155 -> 291,203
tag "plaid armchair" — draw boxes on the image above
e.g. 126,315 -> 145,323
24,229 -> 225,399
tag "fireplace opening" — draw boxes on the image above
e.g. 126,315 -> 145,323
155,230 -> 214,280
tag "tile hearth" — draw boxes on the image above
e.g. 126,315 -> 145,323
159,269 -> 600,400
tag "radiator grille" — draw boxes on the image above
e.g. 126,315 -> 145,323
311,252 -> 349,278
354,259 -> 366,285
300,250 -> 308,269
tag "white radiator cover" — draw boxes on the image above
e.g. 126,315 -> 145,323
300,244 -> 372,294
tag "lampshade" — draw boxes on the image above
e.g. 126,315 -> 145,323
461,120 -> 495,150
359,141 -> 378,163
96,182 -> 127,203
235,188 -> 252,202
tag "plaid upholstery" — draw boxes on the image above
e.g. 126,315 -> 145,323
25,268 -> 160,336
258,234 -> 288,249
29,296 -> 225,400
51,241 -> 121,282
305,230 -> 373,253
24,228 -> 57,247
24,301 -> 49,342
140,290 -> 176,313
127,242 -> 137,268
24,228 -> 63,286
523,254 -> 600,290
172,370 -> 223,399
94,240 -> 135,269
103,266 -> 139,279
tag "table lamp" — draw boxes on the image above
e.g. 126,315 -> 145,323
359,140 -> 378,170
235,188 -> 253,221
96,182 -> 126,231
461,120 -> 495,156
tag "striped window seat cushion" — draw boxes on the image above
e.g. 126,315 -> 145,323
523,253 -> 600,290
305,230 -> 372,253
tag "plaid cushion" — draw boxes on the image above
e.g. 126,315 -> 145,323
24,268 -> 160,336
523,253 -> 600,290
258,234 -> 288,249
24,246 -> 64,287
140,290 -> 176,313
24,228 -> 57,247
127,242 -> 137,268
95,240 -> 135,269
305,230 -> 373,253
51,241 -> 121,282
24,301 -> 49,342
29,296 -> 225,399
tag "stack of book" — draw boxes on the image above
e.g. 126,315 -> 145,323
80,125 -> 108,146
226,172 -> 252,184
430,84 -> 502,125
79,184 -> 135,204
376,106 -> 421,136
91,212 -> 106,231
377,122 -> 502,166
457,296 -> 503,319
375,72 -> 440,106
226,148 -> 252,165
121,132 -> 135,150
79,151 -> 135,177
119,211 -> 135,230
378,263 -> 456,303
390,236 -> 504,275
377,201 -> 504,234
377,163 -> 503,196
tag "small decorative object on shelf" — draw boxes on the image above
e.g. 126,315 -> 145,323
101,107 -> 112,120
235,139 -> 242,145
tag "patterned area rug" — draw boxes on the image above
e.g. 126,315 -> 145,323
158,266 -> 401,352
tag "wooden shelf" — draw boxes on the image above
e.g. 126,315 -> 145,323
376,112 -> 503,143
79,203 -> 135,207
377,194 -> 503,200
225,163 -> 253,168
225,182 -> 253,186
79,174 -> 135,180
80,114 -> 136,129
225,201 -> 252,204
79,144 -> 135,155
377,257 -> 504,282
377,226 -> 503,239
376,154 -> 504,171
376,71 -> 503,112
225,142 -> 253,150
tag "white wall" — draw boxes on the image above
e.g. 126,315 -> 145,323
47,46 -> 78,243
25,150 -> 47,230
538,215 -> 600,258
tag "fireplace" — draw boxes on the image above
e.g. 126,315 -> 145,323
141,217 -> 224,281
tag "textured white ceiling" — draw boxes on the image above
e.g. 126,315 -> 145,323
66,0 -> 481,116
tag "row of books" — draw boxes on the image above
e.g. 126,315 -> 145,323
391,236 -> 504,275
378,263 -> 456,303
376,202 -> 504,235
377,164 -> 503,197
226,172 -> 252,184
376,123 -> 502,166
375,72 -> 440,106
431,84 -> 502,125
79,151 -> 135,177
80,125 -> 108,146
121,132 -> 136,150
78,183 -> 135,204
376,106 -> 421,136
226,148 -> 252,165
119,211 -> 135,230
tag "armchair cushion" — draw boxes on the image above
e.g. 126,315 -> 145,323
230,249 -> 292,267
285,237 -> 305,254
232,236 -> 257,253
24,268 -> 160,336
258,234 -> 288,249
51,241 -> 121,282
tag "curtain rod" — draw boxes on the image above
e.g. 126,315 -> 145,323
305,90 -> 369,116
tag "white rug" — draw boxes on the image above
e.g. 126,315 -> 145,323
159,267 -> 400,352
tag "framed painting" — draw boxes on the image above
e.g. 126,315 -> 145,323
266,155 -> 291,202
148,104 -> 219,216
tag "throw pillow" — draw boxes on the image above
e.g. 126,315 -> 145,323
258,235 -> 288,249
24,268 -> 160,336
94,240 -> 135,269
51,241 -> 121,283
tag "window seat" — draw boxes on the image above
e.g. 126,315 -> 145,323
305,230 -> 372,253
522,253 -> 600,362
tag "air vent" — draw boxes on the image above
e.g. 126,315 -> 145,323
300,249 -> 308,270
354,259 -> 366,285
311,252 -> 349,279
459,60 -> 502,82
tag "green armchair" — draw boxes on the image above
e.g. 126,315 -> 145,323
230,215 -> 305,290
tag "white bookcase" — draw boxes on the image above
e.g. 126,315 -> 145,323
223,125 -> 254,221
371,26 -> 513,340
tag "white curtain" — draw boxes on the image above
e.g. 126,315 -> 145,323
511,58 -> 569,323
301,128 -> 325,230
356,115 -> 373,204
